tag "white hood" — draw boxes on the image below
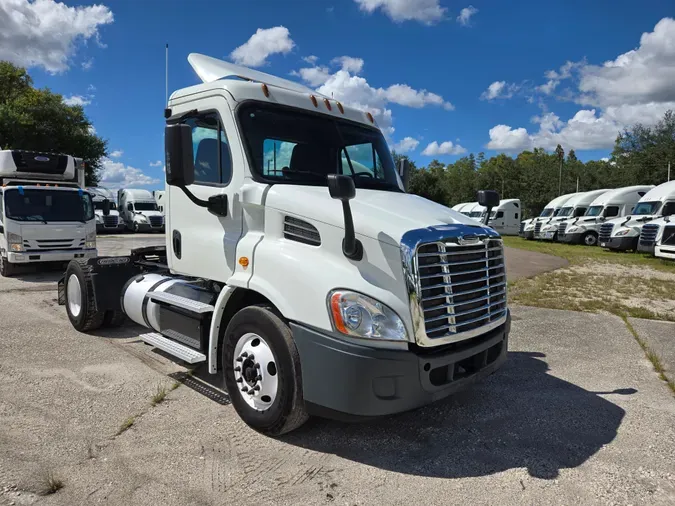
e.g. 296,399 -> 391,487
265,186 -> 489,246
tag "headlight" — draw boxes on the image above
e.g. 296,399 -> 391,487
95,215 -> 102,223
137,215 -> 148,223
328,290 -> 407,341
8,232 -> 23,251
567,226 -> 581,233
524,224 -> 534,231
85,231 -> 96,249
615,228 -> 631,236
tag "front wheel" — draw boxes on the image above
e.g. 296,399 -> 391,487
582,231 -> 598,247
0,256 -> 16,277
222,306 -> 308,436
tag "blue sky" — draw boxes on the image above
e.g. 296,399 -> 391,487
3,0 -> 675,190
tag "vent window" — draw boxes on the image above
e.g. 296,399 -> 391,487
283,216 -> 321,246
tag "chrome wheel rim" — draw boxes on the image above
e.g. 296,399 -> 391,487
67,274 -> 82,317
584,234 -> 596,246
233,333 -> 278,411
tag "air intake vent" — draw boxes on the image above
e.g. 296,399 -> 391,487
283,216 -> 321,246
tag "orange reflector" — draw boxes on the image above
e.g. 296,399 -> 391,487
324,98 -> 332,111
261,83 -> 270,97
366,112 -> 375,123
310,95 -> 318,107
238,257 -> 249,268
337,102 -> 344,114
330,292 -> 347,334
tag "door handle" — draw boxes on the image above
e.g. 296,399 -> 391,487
172,230 -> 182,259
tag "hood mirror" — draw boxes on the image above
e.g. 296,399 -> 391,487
328,174 -> 363,261
102,199 -> 111,216
477,190 -> 500,226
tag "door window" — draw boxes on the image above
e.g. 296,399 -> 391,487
341,143 -> 384,179
604,206 -> 619,217
182,112 -> 232,185
662,202 -> 675,216
496,211 -> 504,219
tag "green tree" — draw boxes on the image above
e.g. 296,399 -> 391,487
0,61 -> 106,185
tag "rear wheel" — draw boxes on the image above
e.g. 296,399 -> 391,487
0,256 -> 16,277
582,231 -> 598,246
222,306 -> 308,436
64,260 -> 106,332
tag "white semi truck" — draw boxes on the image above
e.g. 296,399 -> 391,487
58,53 -> 510,435
599,181 -> 675,252
538,189 -> 611,241
0,150 -> 97,277
118,188 -> 165,232
480,199 -> 521,236
654,218 -> 675,260
87,187 -> 125,233
557,185 -> 653,246
520,193 -> 577,240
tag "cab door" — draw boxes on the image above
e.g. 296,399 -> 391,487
166,94 -> 244,282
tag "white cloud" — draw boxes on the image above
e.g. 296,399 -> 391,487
393,137 -> 420,153
354,0 -> 446,25
0,0 -> 113,74
480,81 -> 519,101
99,158 -> 159,189
230,26 -> 295,67
87,84 -> 96,92
331,56 -> 364,74
63,95 -> 91,106
457,6 -> 478,26
536,60 -> 583,95
291,66 -> 332,87
302,55 -> 319,65
149,160 -> 163,167
384,84 -> 454,110
81,58 -> 93,71
110,150 -> 123,158
422,141 -> 467,156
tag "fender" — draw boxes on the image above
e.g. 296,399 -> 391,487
208,285 -> 236,373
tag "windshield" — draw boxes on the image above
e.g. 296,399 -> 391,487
134,202 -> 158,211
93,201 -> 117,211
558,207 -> 573,217
4,189 -> 94,222
585,206 -> 603,216
539,208 -> 553,217
238,103 -> 401,192
469,211 -> 483,218
633,201 -> 661,215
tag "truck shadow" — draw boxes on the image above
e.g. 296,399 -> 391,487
281,351 -> 635,480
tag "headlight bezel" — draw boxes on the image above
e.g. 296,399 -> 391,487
85,231 -> 96,249
615,228 -> 632,237
328,289 -> 408,342
7,232 -> 23,252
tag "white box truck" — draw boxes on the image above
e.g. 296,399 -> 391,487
521,193 -> 577,240
538,189 -> 611,241
88,187 -> 125,233
599,181 -> 675,251
481,199 -> 521,236
557,185 -> 653,246
0,150 -> 97,277
57,53 -> 510,435
654,218 -> 675,260
118,188 -> 165,233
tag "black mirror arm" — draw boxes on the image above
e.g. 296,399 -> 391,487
341,200 -> 363,261
483,206 -> 493,226
178,185 -> 228,217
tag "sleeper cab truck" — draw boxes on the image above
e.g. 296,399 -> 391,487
88,187 -> 125,233
480,199 -> 521,236
0,150 -> 96,277
599,181 -> 675,252
654,217 -> 675,260
118,188 -> 165,233
538,189 -> 612,242
58,53 -> 511,436
557,186 -> 654,246
521,193 -> 577,240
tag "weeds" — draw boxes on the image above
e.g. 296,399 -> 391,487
38,470 -> 64,495
151,383 -> 168,406
116,416 -> 136,436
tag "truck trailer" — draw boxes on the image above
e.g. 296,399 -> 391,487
58,54 -> 510,435
0,150 -> 97,277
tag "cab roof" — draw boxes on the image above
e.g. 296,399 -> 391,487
545,192 -> 579,209
560,189 -> 612,208
588,185 -> 654,206
638,180 -> 675,203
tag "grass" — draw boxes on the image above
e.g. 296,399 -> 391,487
38,470 -> 64,495
151,383 -> 168,406
116,416 -> 136,436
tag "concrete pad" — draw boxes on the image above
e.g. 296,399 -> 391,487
505,247 -> 568,281
629,317 -> 675,376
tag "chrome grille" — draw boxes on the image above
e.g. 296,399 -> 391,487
23,238 -> 81,251
639,224 -> 659,246
149,216 -> 163,227
283,216 -> 321,246
599,223 -> 614,243
534,221 -> 542,236
558,222 -> 568,237
103,215 -> 119,228
416,239 -> 507,340
662,226 -> 675,246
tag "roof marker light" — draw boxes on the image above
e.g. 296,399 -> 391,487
324,98 -> 332,111
310,95 -> 318,107
337,102 -> 344,114
366,112 -> 375,124
261,83 -> 270,97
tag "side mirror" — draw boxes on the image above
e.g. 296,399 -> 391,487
477,190 -> 500,226
397,158 -> 410,192
102,199 -> 111,216
165,124 -> 195,187
327,174 -> 362,261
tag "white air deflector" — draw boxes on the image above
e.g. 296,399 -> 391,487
283,216 -> 321,246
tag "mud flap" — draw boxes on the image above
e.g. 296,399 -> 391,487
57,276 -> 66,305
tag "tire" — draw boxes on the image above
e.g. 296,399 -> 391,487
0,256 -> 16,277
103,310 -> 127,328
64,259 -> 106,332
222,305 -> 308,436
582,231 -> 598,247
133,222 -> 139,233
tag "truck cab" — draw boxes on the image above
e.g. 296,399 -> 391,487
0,150 -> 96,277
521,193 -> 577,240
118,189 -> 165,233
465,202 -> 486,221
654,217 -> 675,260
600,181 -> 675,252
539,189 -> 611,241
59,53 -> 510,435
88,187 -> 124,233
558,186 -> 653,246
480,199 -> 521,236
153,190 -> 166,215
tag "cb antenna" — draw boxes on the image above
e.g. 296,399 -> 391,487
165,43 -> 169,104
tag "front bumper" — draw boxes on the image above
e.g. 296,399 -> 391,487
522,230 -> 534,240
292,313 -> 510,419
637,242 -> 655,254
559,232 -> 583,244
540,229 -> 558,241
599,235 -> 638,251
655,245 -> 675,260
8,248 -> 97,264
97,223 -> 125,233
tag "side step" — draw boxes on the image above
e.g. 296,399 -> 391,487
148,291 -> 214,314
139,332 -> 206,364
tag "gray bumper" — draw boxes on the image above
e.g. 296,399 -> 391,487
291,313 -> 510,419
559,232 -> 583,244
521,230 -> 534,240
600,235 -> 639,251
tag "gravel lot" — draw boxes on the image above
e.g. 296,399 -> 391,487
0,236 -> 673,505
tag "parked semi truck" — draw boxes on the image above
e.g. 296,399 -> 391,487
654,219 -> 675,260
88,187 -> 125,233
599,181 -> 675,251
557,186 -> 653,246
118,188 -> 165,232
153,190 -> 166,215
58,53 -> 510,435
480,199 -> 521,236
520,193 -> 576,240
538,189 -> 611,241
0,150 -> 96,277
